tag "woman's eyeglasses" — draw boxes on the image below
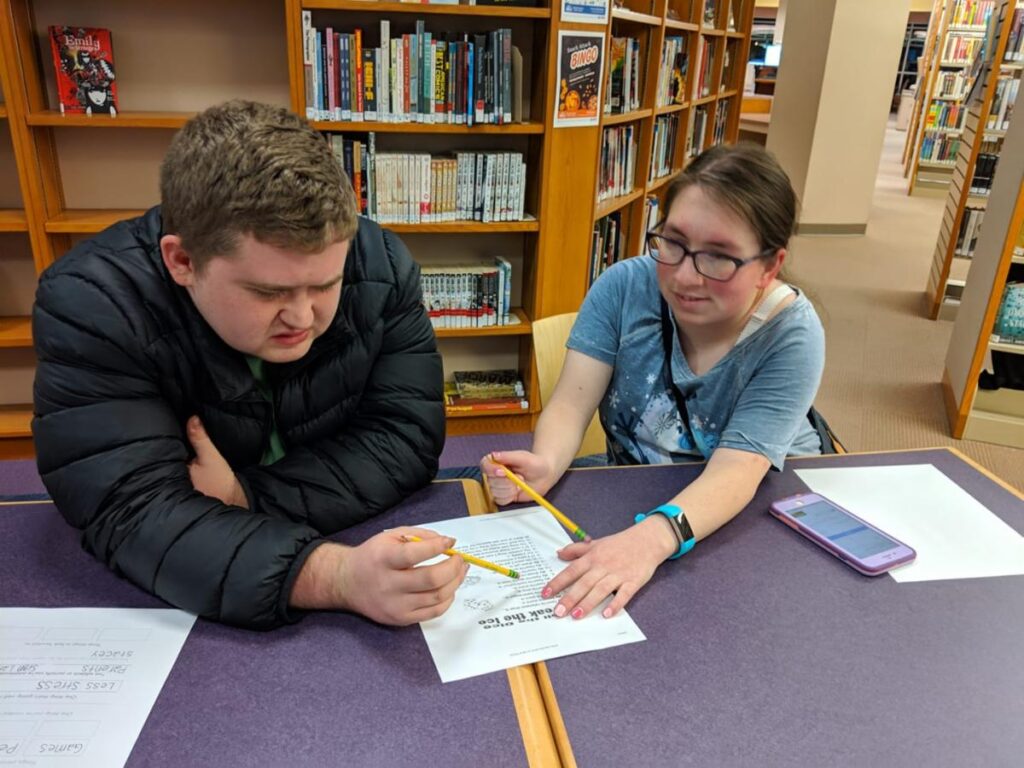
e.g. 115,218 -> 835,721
646,231 -> 776,282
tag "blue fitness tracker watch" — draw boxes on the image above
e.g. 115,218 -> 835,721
634,504 -> 695,560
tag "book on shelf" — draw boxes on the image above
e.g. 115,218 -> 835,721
702,0 -> 717,28
712,100 -> 729,145
471,0 -> 539,6
48,26 -> 117,115
605,37 -> 641,115
598,125 -> 637,202
934,70 -> 970,100
452,369 -> 526,398
950,0 -> 995,28
589,210 -> 624,286
303,14 -> 521,126
444,381 -> 529,413
942,34 -> 985,66
656,37 -> 688,107
970,148 -> 1000,194
686,105 -> 709,159
993,282 -> 1024,343
692,38 -> 714,100
955,206 -> 985,257
925,101 -> 966,131
649,114 -> 680,182
330,134 -> 528,223
919,132 -> 960,164
421,257 -> 513,329
1005,6 -> 1023,62
987,75 -> 1019,131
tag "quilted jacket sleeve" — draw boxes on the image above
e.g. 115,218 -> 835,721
32,249 -> 324,630
239,224 -> 446,533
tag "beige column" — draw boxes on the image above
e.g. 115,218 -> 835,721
773,0 -> 787,44
766,0 -> 911,234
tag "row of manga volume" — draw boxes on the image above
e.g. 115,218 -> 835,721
987,75 -> 1019,131
656,37 -> 688,107
970,148 -> 1000,194
954,206 -> 985,257
920,133 -> 959,164
589,210 -> 624,285
598,125 -> 637,202
942,35 -> 984,65
692,38 -> 716,100
950,0 -> 995,28
650,114 -> 680,182
330,134 -> 528,223
606,37 -> 642,115
302,14 -> 521,125
422,257 -> 513,329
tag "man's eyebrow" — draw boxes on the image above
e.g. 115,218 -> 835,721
243,273 -> 344,291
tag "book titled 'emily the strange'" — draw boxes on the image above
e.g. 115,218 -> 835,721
49,26 -> 118,115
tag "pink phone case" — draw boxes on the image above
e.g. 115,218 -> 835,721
769,492 -> 916,576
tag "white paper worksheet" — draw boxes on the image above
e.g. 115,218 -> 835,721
415,507 -> 646,682
795,464 -> 1024,583
0,608 -> 196,767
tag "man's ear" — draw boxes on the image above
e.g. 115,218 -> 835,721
160,235 -> 197,288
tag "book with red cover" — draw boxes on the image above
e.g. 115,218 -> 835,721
49,26 -> 118,115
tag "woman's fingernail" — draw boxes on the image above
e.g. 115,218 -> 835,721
571,608 -> 583,619
602,607 -> 613,619
541,587 -> 552,598
554,604 -> 567,618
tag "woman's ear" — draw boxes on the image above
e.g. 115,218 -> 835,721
757,248 -> 786,289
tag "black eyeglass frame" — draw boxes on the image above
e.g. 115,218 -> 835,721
645,230 -> 778,282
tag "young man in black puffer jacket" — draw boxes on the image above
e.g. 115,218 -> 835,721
32,100 -> 467,630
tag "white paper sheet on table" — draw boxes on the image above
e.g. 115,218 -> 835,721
414,507 -> 646,682
794,464 -> 1024,583
0,608 -> 196,767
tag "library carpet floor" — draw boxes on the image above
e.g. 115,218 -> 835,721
441,122 -> 1024,492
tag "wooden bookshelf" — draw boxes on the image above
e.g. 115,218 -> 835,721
0,404 -> 32,438
4,0 -> 655,443
588,0 -> 755,281
925,0 -> 1021,319
905,0 -> 1001,194
0,317 -> 32,348
0,208 -> 28,231
943,94 -> 1024,448
301,0 -> 551,18
26,110 -> 193,129
0,103 -> 7,119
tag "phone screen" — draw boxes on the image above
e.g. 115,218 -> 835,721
791,501 -> 897,558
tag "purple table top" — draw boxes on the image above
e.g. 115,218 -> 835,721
0,459 -> 47,500
1,481 -> 528,768
539,449 -> 1024,768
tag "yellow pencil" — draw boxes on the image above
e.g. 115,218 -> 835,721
488,457 -> 589,541
403,535 -> 520,580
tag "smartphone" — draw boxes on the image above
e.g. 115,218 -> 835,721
769,492 -> 916,576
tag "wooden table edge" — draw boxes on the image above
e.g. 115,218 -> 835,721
453,477 -> 563,767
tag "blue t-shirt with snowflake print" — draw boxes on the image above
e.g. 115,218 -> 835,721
567,256 -> 825,469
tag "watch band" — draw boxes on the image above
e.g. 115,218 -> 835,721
633,504 -> 696,560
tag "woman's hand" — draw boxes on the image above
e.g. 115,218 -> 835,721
541,516 -> 677,619
481,450 -> 557,506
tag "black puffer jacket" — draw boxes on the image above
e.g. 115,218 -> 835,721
32,207 -> 445,629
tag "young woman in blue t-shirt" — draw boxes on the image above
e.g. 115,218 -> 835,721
481,143 -> 825,621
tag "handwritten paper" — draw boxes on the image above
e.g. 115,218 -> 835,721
0,608 -> 195,767
795,464 -> 1024,583
415,507 -> 645,682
